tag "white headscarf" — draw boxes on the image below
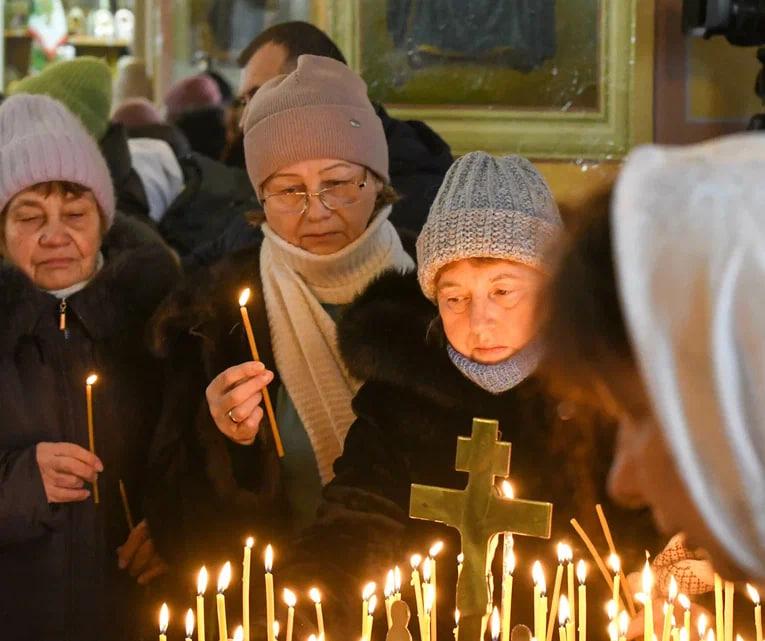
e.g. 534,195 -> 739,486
613,133 -> 765,581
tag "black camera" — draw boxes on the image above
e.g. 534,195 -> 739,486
683,0 -> 765,46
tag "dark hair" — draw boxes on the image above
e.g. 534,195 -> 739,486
538,187 -> 637,409
172,107 -> 227,160
237,21 -> 347,68
205,70 -> 234,105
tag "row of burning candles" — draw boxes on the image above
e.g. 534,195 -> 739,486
152,532 -> 764,641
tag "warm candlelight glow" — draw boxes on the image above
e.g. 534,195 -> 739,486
429,541 -> 444,558
455,609 -> 460,625
668,576 -> 678,601
735,636 -> 744,641
607,600 -> 617,622
385,570 -> 395,598
246,536 -> 255,549
619,612 -> 629,636
265,545 -> 274,572
609,554 -> 621,574
641,561 -> 654,595
218,562 -> 232,593
502,480 -> 515,499
159,603 -> 170,634
198,566 -> 209,595
424,583 -> 435,614
309,588 -> 322,604
284,588 -> 297,608
233,627 -> 244,641
678,595 -> 691,611
239,288 -> 251,307
411,554 -> 422,569
492,606 -> 501,640
363,582 -> 376,601
422,558 -> 432,583
557,543 -> 567,563
457,553 -> 464,566
185,609 -> 195,637
577,560 -> 587,584
533,561 -> 547,594
394,566 -> 402,594
368,595 -> 378,615
273,622 -> 280,639
698,614 -> 710,638
86,374 -> 98,386
748,585 -> 762,605
559,595 -> 571,625
506,548 -> 516,575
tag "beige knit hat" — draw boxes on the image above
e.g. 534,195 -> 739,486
242,54 -> 389,194
417,151 -> 562,301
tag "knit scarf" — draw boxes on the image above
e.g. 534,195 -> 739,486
260,206 -> 415,483
447,339 -> 542,395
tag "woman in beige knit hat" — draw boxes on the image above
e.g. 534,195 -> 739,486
152,55 -> 414,561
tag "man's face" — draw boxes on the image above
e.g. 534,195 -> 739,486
238,41 -> 290,111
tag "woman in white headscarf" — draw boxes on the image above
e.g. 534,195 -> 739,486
541,132 -> 765,586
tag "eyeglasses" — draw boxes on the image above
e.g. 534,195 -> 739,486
261,170 -> 368,216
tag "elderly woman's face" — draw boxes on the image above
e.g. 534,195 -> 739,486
2,184 -> 102,291
436,258 -> 543,365
260,158 -> 381,255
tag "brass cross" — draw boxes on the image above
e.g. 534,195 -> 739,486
410,418 -> 553,641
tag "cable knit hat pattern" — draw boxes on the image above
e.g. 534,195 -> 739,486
0,94 -> 116,227
242,54 -> 389,193
11,57 -> 113,140
417,151 -> 562,301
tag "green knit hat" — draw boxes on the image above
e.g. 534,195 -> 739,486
10,57 -> 113,140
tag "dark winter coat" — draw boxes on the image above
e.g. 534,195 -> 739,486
0,223 -> 180,641
100,122 -> 150,220
183,103 -> 452,270
277,271 -> 662,641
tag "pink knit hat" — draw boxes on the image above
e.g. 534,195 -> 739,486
164,74 -> 222,118
0,94 -> 116,227
112,97 -> 164,128
242,54 -> 389,194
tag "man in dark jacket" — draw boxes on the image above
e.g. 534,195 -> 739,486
187,20 -> 453,270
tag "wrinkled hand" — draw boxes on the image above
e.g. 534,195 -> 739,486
117,520 -> 169,585
626,599 -> 713,640
206,361 -> 274,445
35,442 -> 103,503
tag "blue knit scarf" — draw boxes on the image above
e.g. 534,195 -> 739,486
447,339 -> 542,395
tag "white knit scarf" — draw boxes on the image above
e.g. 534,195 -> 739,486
260,206 -> 415,483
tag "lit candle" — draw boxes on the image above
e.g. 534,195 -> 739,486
748,585 -> 763,641
559,595 -> 571,641
662,576 -> 678,641
411,555 -> 426,641
238,288 -> 284,458
677,594 -> 691,641
454,609 -> 460,641
577,561 -> 587,641
197,566 -> 208,641
534,561 -> 548,641
394,566 -> 403,601
159,603 -> 169,641
273,621 -> 280,641
607,600 -> 618,633
185,608 -> 195,641
284,589 -> 296,641
367,594 -> 378,641
609,555 -> 622,618
85,374 -> 100,504
457,553 -> 464,580
423,583 -> 435,641
698,614 -> 709,641
548,544 -> 567,641
265,545 -> 276,641
492,606 -> 501,641
501,548 -> 515,641
309,588 -> 325,640
362,582 -> 376,641
619,611 -> 629,641
217,562 -> 232,641
642,562 -> 654,641
725,582 -> 734,641
234,626 -> 244,641
564,547 -> 575,635
385,570 -> 395,629
429,541 -> 444,641
243,537 -> 254,641
715,575 -> 725,641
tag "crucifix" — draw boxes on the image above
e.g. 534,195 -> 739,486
410,418 -> 553,641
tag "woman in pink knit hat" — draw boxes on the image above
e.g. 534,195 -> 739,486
0,94 -> 179,641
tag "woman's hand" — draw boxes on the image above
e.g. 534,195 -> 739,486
35,442 -> 103,503
205,361 -> 274,445
117,519 -> 168,585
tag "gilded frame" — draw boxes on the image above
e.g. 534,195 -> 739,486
319,0 -> 654,160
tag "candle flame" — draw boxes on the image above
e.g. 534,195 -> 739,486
532,561 -> 546,594
368,594 -> 378,615
185,608 -> 195,637
410,554 -> 422,570
577,560 -> 587,584
246,536 -> 255,549
455,609 -> 460,626
309,636 -> 317,641
457,553 -> 464,566
159,603 -> 170,633
309,587 -> 322,604
491,606 -> 501,641
505,548 -> 516,575
273,621 -> 280,639
680,631 -> 689,641
668,575 -> 678,601
284,588 -> 297,608
557,543 -> 567,563
677,594 -> 690,611
424,583 -> 435,614
265,544 -> 274,572
86,373 -> 98,386
233,627 -> 244,641
608,622 -> 618,641
707,630 -> 717,641
394,566 -> 402,593
641,561 -> 654,594
239,288 -> 251,307
217,561 -> 231,593
422,558 -> 432,583
198,566 -> 209,595
363,582 -> 376,600
501,480 -> 515,499
559,595 -> 571,625
385,570 -> 395,598
606,599 -> 617,621
697,614 -> 709,638
735,636 -> 744,641
620,611 -> 630,635
429,541 -> 444,558
608,553 -> 621,574
747,584 -> 761,605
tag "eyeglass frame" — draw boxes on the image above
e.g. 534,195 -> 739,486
260,169 -> 369,216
